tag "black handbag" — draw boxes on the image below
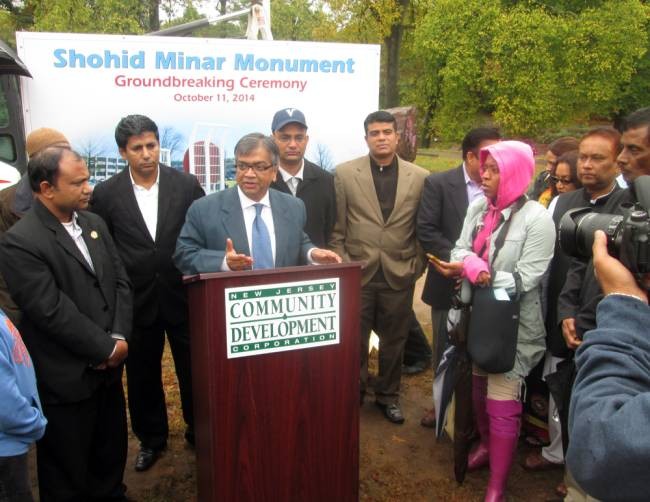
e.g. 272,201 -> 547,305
467,198 -> 526,374
467,278 -> 521,373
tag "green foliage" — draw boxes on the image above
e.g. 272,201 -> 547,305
500,0 -> 606,12
30,0 -> 146,34
560,0 -> 647,117
488,6 -> 565,136
409,0 -> 649,140
0,11 -> 19,47
324,0 -> 402,43
271,0 -> 334,42
0,0 -> 196,39
405,0 -> 500,140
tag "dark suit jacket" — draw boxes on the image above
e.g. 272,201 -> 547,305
557,187 -> 630,339
417,165 -> 470,309
544,188 -> 615,356
91,165 -> 204,327
174,186 -> 313,275
0,199 -> 132,404
270,159 -> 336,248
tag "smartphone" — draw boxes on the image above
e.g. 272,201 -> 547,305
426,253 -> 443,265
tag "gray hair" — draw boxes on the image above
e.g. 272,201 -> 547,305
234,133 -> 279,166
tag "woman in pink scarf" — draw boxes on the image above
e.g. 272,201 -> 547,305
433,141 -> 555,502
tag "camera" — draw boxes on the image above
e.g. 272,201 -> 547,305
559,176 -> 650,285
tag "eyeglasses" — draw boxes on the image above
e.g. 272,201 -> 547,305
236,162 -> 274,172
550,176 -> 574,185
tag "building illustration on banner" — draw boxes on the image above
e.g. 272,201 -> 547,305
183,122 -> 230,193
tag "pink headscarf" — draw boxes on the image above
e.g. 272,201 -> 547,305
463,141 -> 535,283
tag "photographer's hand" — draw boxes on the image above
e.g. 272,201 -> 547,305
592,230 -> 648,304
562,317 -> 581,350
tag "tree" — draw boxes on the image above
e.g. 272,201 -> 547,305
488,6 -> 567,136
29,0 -> 146,34
271,0 -> 333,42
323,0 -> 420,107
314,142 -> 334,171
0,0 -> 195,41
160,126 -> 184,160
407,0 -> 500,141
408,0 -> 649,140
77,136 -> 109,159
559,0 -> 647,120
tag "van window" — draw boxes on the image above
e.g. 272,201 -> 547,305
0,86 -> 17,163
0,135 -> 16,162
0,88 -> 9,128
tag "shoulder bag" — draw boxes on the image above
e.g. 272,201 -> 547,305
467,198 -> 526,374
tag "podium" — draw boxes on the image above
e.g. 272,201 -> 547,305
184,263 -> 362,501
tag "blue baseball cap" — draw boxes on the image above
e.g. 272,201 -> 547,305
271,108 -> 308,132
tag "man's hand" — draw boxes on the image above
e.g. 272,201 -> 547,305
431,259 -> 464,279
225,238 -> 253,270
106,339 -> 128,368
592,230 -> 648,303
311,248 -> 342,265
561,317 -> 581,350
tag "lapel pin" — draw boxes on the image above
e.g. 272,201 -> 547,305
90,230 -> 99,239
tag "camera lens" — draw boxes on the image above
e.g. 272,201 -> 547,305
559,208 -> 624,258
574,213 -> 623,257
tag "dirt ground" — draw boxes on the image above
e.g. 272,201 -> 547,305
29,278 -> 563,501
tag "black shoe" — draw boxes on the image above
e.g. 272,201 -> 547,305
402,357 -> 431,375
134,447 -> 163,472
375,402 -> 405,424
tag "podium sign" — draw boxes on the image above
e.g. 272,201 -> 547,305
185,263 -> 361,501
225,278 -> 340,358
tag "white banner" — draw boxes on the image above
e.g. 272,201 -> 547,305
16,32 -> 380,191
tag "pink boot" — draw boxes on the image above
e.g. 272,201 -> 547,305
484,399 -> 522,502
468,375 -> 489,471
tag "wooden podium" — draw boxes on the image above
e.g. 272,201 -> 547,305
184,263 -> 361,502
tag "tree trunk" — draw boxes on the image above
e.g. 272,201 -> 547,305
149,0 -> 160,31
219,0 -> 227,15
383,0 -> 409,108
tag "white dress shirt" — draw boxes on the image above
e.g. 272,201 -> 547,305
462,162 -> 484,204
221,188 -> 276,270
278,161 -> 305,196
130,167 -> 160,241
61,213 -> 94,272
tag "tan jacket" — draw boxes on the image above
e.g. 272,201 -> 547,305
329,155 -> 428,290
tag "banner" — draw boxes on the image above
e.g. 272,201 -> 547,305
17,32 -> 380,192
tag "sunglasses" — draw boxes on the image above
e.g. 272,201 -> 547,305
550,176 -> 575,185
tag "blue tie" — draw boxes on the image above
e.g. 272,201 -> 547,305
252,203 -> 273,269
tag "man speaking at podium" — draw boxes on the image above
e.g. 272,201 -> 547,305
174,133 -> 340,274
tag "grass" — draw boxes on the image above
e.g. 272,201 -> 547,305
415,153 -> 460,173
415,147 -> 462,173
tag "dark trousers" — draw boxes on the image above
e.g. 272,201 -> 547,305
37,380 -> 127,502
360,281 -> 414,405
0,452 -> 33,502
402,310 -> 432,366
126,318 -> 194,450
